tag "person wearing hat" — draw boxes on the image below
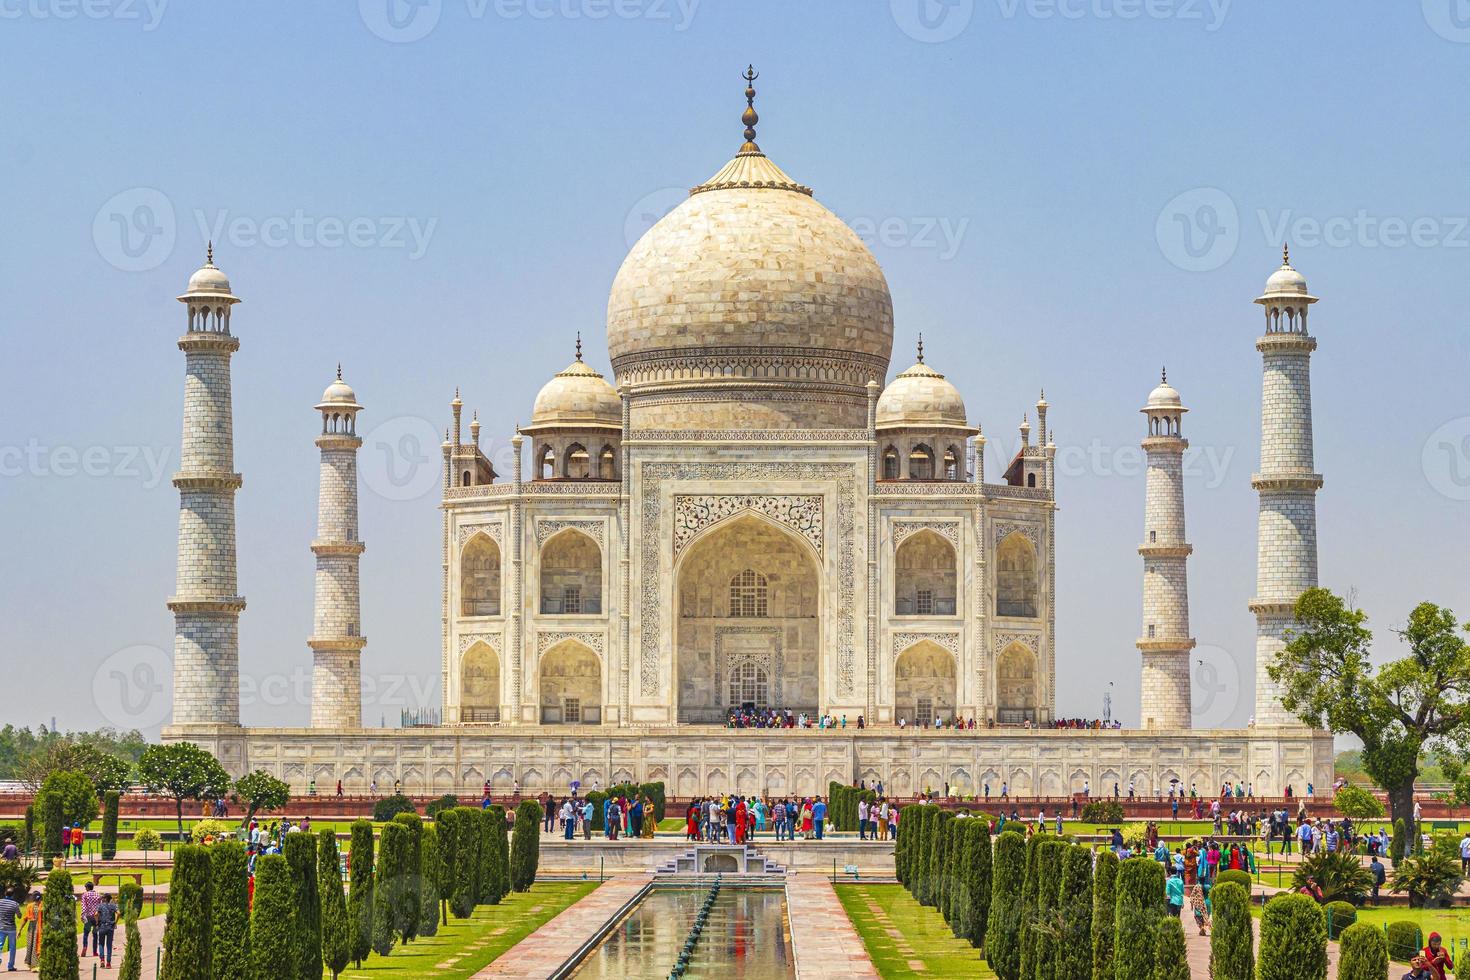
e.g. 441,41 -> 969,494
1421,932 -> 1453,980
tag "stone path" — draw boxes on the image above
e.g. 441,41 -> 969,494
472,875 -> 649,978
786,873 -> 881,979
1180,913 -> 1342,979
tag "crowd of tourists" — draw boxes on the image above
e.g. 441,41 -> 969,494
1050,717 -> 1124,729
538,790 -> 658,841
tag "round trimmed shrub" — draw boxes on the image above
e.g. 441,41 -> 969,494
1091,849 -> 1118,980
1152,914 -> 1190,980
1208,881 -> 1253,980
1336,921 -> 1389,980
1384,920 -> 1423,962
373,794 -> 417,822
1214,868 -> 1251,892
424,794 -> 458,818
1113,857 -> 1166,980
161,844 -> 212,980
1257,892 -> 1327,980
986,830 -> 1026,980
1323,900 -> 1356,940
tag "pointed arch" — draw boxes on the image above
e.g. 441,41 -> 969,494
460,533 -> 502,617
996,532 -> 1039,618
598,444 -> 618,480
539,528 -> 602,614
909,443 -> 936,480
882,445 -> 900,481
537,444 -> 555,480
538,639 -> 602,724
894,529 -> 957,616
460,641 -> 501,723
564,443 -> 590,479
894,639 -> 956,727
996,642 -> 1038,724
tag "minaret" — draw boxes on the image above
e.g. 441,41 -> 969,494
1137,370 -> 1194,730
309,367 -> 365,729
168,245 -> 244,729
1250,246 -> 1321,726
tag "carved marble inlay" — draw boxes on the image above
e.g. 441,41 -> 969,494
535,519 -> 605,548
672,494 -> 823,558
537,630 -> 606,658
892,631 -> 962,657
892,520 -> 960,549
458,632 -> 502,655
994,631 -> 1039,654
994,521 -> 1041,550
642,462 -> 857,698
457,523 -> 502,548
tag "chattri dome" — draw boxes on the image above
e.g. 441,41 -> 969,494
876,343 -> 969,429
527,348 -> 620,430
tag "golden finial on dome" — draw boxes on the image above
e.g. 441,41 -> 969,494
916,333 -> 924,364
206,240 -> 214,265
575,331 -> 583,362
1282,242 -> 1291,266
741,64 -> 760,153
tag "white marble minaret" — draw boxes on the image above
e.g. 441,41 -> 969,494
168,246 -> 244,729
309,368 -> 366,728
1250,247 -> 1322,726
1137,370 -> 1194,729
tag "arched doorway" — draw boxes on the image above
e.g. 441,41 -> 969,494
894,530 -> 957,616
460,534 -> 501,617
538,640 -> 601,725
996,642 -> 1038,724
539,529 -> 602,614
895,641 -> 956,727
995,533 -> 1039,618
460,642 -> 500,723
674,514 -> 820,723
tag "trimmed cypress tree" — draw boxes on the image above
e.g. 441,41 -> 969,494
118,889 -> 143,980
1391,818 -> 1407,863
118,880 -> 144,921
986,830 -> 1026,980
39,867 -> 79,980
248,855 -> 296,980
1057,844 -> 1093,980
488,806 -> 510,903
347,820 -> 375,967
434,808 -> 459,924
450,808 -> 478,917
1028,838 -> 1064,980
943,817 -> 964,924
963,819 -> 992,947
319,829 -> 352,980
210,840 -> 250,980
40,793 -> 63,860
1018,833 -> 1050,980
930,811 -> 955,911
417,824 -> 441,938
391,812 -> 423,941
916,806 -> 940,905
1113,857 -> 1165,980
161,844 -> 213,980
1336,921 -> 1389,980
1257,893 -> 1327,980
102,790 -> 120,860
1207,881 -> 1253,980
476,808 -> 497,904
894,805 -> 913,887
373,822 -> 407,956
285,832 -> 322,979
510,800 -> 541,892
1151,915 -> 1191,980
1090,850 -> 1118,980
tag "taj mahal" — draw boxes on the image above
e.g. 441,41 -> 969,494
162,75 -> 1333,799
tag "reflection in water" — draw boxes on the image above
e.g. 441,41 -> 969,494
572,886 -> 794,979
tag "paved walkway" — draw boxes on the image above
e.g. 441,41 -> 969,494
786,873 -> 881,979
472,875 -> 650,979
1180,913 -> 1341,979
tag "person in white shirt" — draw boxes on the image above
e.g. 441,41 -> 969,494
858,798 -> 870,840
1459,834 -> 1470,875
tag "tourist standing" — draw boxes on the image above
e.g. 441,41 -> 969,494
95,892 -> 118,969
857,797 -> 869,841
813,796 -> 827,840
0,888 -> 19,973
79,881 -> 101,957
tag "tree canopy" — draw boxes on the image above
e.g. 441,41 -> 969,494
234,769 -> 291,825
137,742 -> 231,839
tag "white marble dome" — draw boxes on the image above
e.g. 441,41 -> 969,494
184,256 -> 233,297
1145,378 -> 1182,409
606,148 -> 894,396
876,360 -> 968,428
530,358 -> 620,428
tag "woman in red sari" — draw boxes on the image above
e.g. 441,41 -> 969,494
686,802 -> 700,842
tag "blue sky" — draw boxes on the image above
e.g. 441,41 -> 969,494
3,0 -> 1468,734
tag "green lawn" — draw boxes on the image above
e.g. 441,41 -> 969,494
835,883 -> 996,979
337,881 -> 597,979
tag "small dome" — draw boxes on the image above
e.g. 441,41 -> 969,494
528,358 -> 620,429
181,243 -> 236,299
1260,245 -> 1312,299
316,368 -> 362,412
1143,371 -> 1186,413
876,359 -> 968,429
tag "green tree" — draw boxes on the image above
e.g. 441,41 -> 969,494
929,811 -> 955,913
161,845 -> 213,980
347,820 -> 375,967
40,793 -> 63,859
510,800 -> 541,892
101,790 -> 120,859
1257,893 -> 1327,980
284,832 -> 322,980
118,886 -> 143,980
1028,838 -> 1064,980
417,824 -> 441,938
248,855 -> 296,980
36,769 -> 99,830
39,867 -> 78,980
1292,849 -> 1375,905
1208,881 -> 1254,980
1017,833 -> 1050,980
1057,844 -> 1093,980
1269,589 -> 1470,845
137,742 -> 231,841
1112,857 -> 1165,980
1151,915 -> 1190,980
210,841 -> 250,980
1335,921 -> 1389,980
319,829 -> 352,980
234,770 -> 291,827
434,808 -> 458,925
391,812 -> 423,941
373,821 -> 407,955
487,805 -> 510,904
961,819 -> 992,947
449,808 -> 478,918
986,830 -> 1026,980
476,808 -> 496,904
1332,783 -> 1385,820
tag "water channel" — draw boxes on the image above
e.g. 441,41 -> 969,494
570,885 -> 795,979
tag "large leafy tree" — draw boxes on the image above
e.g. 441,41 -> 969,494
137,742 -> 231,840
234,769 -> 291,827
36,769 -> 100,829
1269,589 -> 1470,846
